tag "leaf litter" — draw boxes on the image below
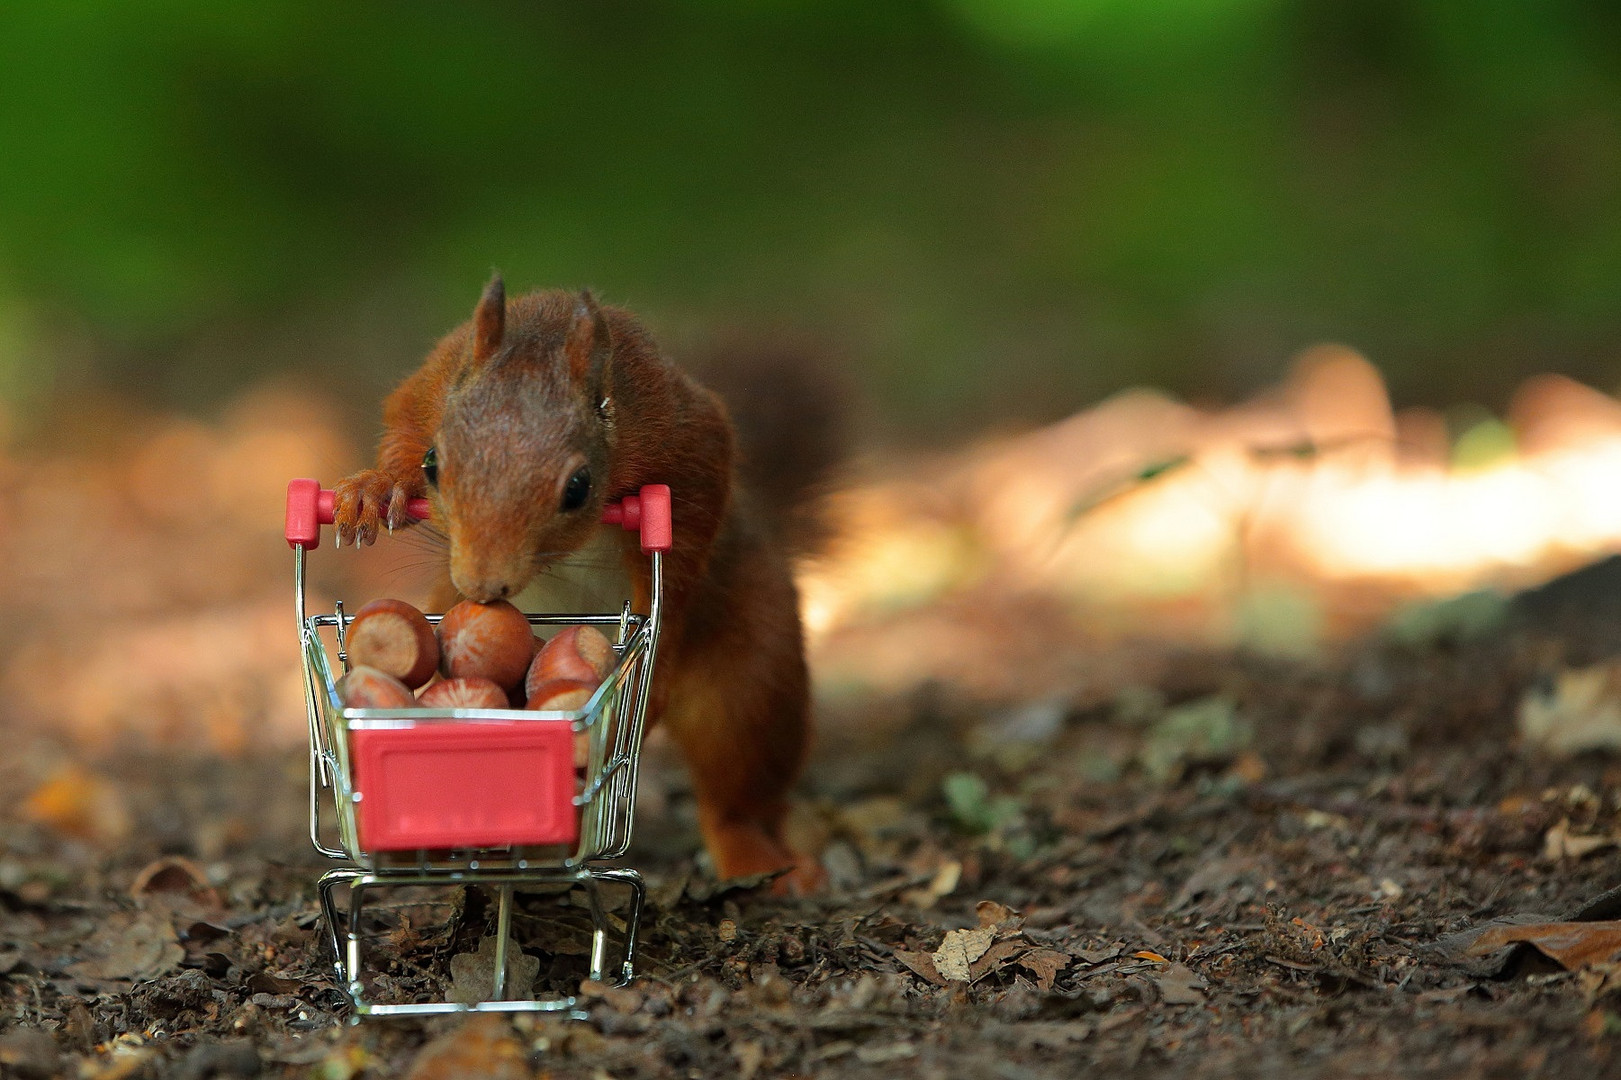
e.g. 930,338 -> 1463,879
4,391 -> 1621,1076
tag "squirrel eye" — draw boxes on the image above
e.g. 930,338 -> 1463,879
422,447 -> 438,487
560,466 -> 591,512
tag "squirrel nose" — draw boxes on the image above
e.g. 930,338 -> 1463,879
455,577 -> 515,604
449,536 -> 530,602
450,558 -> 521,603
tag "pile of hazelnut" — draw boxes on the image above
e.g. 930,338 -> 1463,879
337,599 -> 614,719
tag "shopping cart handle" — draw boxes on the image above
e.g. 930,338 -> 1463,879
285,479 -> 673,554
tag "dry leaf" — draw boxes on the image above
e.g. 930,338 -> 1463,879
1071,945 -> 1123,966
855,1041 -> 918,1064
968,939 -> 1028,983
20,765 -> 131,843
1156,962 -> 1207,1005
448,936 -> 540,1005
902,861 -> 962,908
1543,818 -> 1614,860
1016,947 -> 1071,991
1465,920 -> 1621,971
66,910 -> 183,982
1172,855 -> 1265,911
892,948 -> 947,986
131,856 -> 223,924
932,926 -> 997,982
1519,663 -> 1621,756
733,1039 -> 766,1080
975,900 -> 1023,933
402,1016 -> 531,1080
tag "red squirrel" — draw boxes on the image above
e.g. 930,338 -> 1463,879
332,275 -> 827,893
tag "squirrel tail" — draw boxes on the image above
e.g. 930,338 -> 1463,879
691,336 -> 850,560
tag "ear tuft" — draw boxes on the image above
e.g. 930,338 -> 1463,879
563,290 -> 613,386
472,272 -> 505,363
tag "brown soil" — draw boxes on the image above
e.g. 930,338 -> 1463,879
5,620 -> 1621,1079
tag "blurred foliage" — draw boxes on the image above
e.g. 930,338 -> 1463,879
0,0 -> 1618,435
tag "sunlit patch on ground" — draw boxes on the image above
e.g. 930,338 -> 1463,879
806,349 -> 1621,701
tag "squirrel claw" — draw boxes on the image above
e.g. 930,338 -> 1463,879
332,468 -> 413,550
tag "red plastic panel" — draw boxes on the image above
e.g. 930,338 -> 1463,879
351,721 -> 579,850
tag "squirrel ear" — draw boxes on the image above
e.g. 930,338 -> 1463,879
562,290 -> 612,387
472,273 -> 505,363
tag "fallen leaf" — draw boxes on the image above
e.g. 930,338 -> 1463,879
808,1041 -> 856,1063
247,972 -> 304,996
402,1016 -> 531,1080
855,1041 -> 917,1064
929,860 -> 962,899
933,926 -> 997,982
975,900 -> 1024,933
131,856 -> 223,923
448,936 -> 540,1005
66,910 -> 183,982
733,1040 -> 766,1080
968,939 -> 1027,983
1519,662 -> 1621,756
1156,962 -> 1207,1005
1132,950 -> 1169,964
892,949 -> 947,986
1464,920 -> 1621,971
1544,818 -> 1615,860
1172,855 -> 1265,912
1071,945 -> 1123,966
1016,948 -> 1071,991
900,860 -> 962,908
20,765 -> 131,843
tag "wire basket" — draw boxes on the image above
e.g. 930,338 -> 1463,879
284,479 -> 671,1017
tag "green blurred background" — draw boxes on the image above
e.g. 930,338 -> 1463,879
1,0 -> 1618,440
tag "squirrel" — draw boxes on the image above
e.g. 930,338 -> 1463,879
332,275 -> 834,894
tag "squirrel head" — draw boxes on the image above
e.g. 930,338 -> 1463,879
430,275 -> 617,602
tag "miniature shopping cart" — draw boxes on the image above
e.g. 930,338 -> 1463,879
284,479 -> 670,1017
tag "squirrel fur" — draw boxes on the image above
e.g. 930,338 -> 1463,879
333,275 -> 832,893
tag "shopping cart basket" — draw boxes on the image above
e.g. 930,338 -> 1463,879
284,478 -> 671,1017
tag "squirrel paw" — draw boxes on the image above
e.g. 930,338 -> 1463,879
332,469 -> 420,547
771,854 -> 829,898
704,820 -> 826,897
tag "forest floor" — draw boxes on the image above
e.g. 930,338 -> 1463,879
6,397 -> 1621,1078
8,594 -> 1621,1080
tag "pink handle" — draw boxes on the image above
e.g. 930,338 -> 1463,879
285,480 -> 673,554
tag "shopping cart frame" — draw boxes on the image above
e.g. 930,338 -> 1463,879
284,479 -> 670,1018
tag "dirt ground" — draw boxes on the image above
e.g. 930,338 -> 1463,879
6,602 -> 1621,1080
6,399 -> 1621,1078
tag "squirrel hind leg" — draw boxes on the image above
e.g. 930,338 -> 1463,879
696,808 -> 826,897
662,646 -> 824,895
